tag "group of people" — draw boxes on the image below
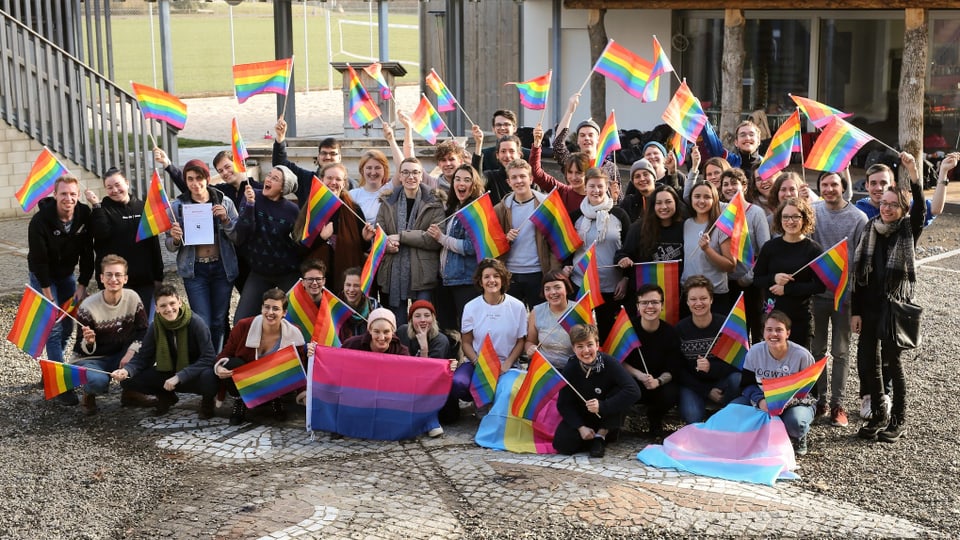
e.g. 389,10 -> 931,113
27,93 -> 952,456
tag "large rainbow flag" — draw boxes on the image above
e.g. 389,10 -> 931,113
16,148 -> 69,212
803,116 -> 874,173
808,238 -> 849,311
642,35 -> 674,103
505,70 -> 551,110
363,62 -> 393,100
469,335 -> 501,408
475,369 -> 561,454
308,346 -> 453,440
661,80 -> 708,143
594,110 -> 621,168
232,345 -> 305,409
359,225 -> 387,296
410,95 -> 447,145
602,306 -> 640,363
347,65 -> 382,128
456,193 -> 510,261
131,82 -> 187,130
713,191 -> 753,264
285,280 -> 319,342
231,117 -> 249,174
425,69 -> 457,113
39,359 -> 88,399
761,357 -> 828,416
135,171 -> 174,242
756,109 -> 802,180
635,260 -> 680,325
529,189 -> 582,260
790,94 -> 852,129
592,40 -> 652,100
6,287 -> 59,358
511,351 -> 565,420
233,58 -> 293,104
300,176 -> 343,245
709,292 -> 750,369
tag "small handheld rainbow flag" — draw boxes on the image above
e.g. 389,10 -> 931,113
233,57 -> 293,104
285,280 -> 320,342
232,345 -> 305,409
301,176 -> 344,245
661,80 -> 708,144
16,148 -> 69,212
529,189 -> 583,260
231,117 -> 249,174
709,292 -> 750,369
312,289 -> 354,347
360,225 -> 387,296
131,82 -> 188,130
575,242 -> 604,310
761,357 -> 828,416
425,69 -> 457,113
40,359 -> 88,399
469,335 -> 501,408
347,65 -> 382,128
635,260 -> 680,325
803,116 -> 874,173
602,306 -> 640,363
136,171 -> 174,242
790,94 -> 852,129
756,109 -> 802,180
669,131 -> 691,167
807,238 -> 849,311
363,62 -> 393,100
642,35 -> 674,103
505,70 -> 551,111
510,350 -> 565,420
594,110 -> 621,168
7,286 -> 59,358
592,40 -> 652,100
559,291 -> 595,331
410,95 -> 447,145
456,193 -> 511,261
56,296 -> 80,323
713,191 -> 754,264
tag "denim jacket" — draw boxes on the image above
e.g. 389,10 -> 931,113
440,212 -> 477,286
165,187 -> 240,282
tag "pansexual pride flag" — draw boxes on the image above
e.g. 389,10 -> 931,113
308,346 -> 453,440
7,286 -> 59,358
363,62 -> 393,100
40,359 -> 87,400
16,148 -> 69,212
425,69 -> 457,113
803,117 -> 874,173
131,82 -> 187,130
756,109 -> 802,180
636,260 -> 680,325
710,292 -> 750,369
762,357 -> 828,416
790,94 -> 852,129
347,65 -> 382,128
662,80 -> 708,144
360,225 -> 387,296
301,176 -> 343,245
808,238 -> 849,311
410,95 -> 447,145
475,369 -> 561,454
312,289 -> 353,347
642,35 -> 675,103
233,58 -> 293,104
511,351 -> 565,420
456,192 -> 510,261
231,117 -> 249,174
592,40 -> 652,100
285,280 -> 319,342
232,345 -> 305,409
714,191 -> 753,264
594,110 -> 621,168
136,171 -> 173,242
469,335 -> 501,408
529,189 -> 583,260
506,70 -> 551,110
602,306 -> 640,363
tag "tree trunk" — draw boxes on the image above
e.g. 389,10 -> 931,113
721,9 -> 745,148
900,8 -> 927,186
587,9 -> 607,123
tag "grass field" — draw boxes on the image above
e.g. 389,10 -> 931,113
99,4 -> 420,97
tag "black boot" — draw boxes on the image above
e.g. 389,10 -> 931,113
229,398 -> 247,425
879,413 -> 905,443
857,397 -> 890,440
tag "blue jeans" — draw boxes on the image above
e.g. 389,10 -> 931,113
74,352 -> 124,395
131,283 -> 156,324
29,273 -> 76,363
182,260 -> 234,351
678,371 -> 742,424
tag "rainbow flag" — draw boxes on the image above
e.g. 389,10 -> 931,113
762,357 -> 828,416
594,110 -> 621,168
803,116 -> 874,173
6,287 -> 59,358
233,58 -> 293,104
359,225 -> 387,296
592,40 -> 652,100
575,242 -> 603,309
410,95 -> 447,145
312,289 -> 353,347
529,189 -> 583,260
131,82 -> 187,130
56,296 -> 79,323
232,345 -> 305,409
559,292 -> 595,331
602,306 -> 640,363
347,65 -> 382,128
790,94 -> 852,129
635,260 -> 680,325
16,148 -> 68,212
363,62 -> 393,100
456,193 -> 510,261
661,80 -> 708,143
669,131 -> 690,167
505,70 -> 551,110
475,369 -> 561,454
285,280 -> 319,342
425,69 -> 457,113
808,238 -> 849,311
714,191 -> 754,264
511,351 -> 565,420
40,359 -> 88,399
135,171 -> 173,242
300,176 -> 343,245
710,292 -> 750,369
642,35 -> 674,103
756,109 -> 802,180
470,335 -> 502,408
231,117 -> 248,174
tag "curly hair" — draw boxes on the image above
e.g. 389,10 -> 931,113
772,196 -> 816,236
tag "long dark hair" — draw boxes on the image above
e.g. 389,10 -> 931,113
444,164 -> 485,216
639,185 -> 683,259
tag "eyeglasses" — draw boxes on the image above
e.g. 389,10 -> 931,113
879,201 -> 902,209
102,272 -> 126,280
638,300 -> 662,307
319,150 -> 340,158
303,277 -> 325,284
400,170 -> 423,177
493,122 -> 514,129
781,214 -> 803,222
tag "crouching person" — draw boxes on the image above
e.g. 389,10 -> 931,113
554,324 -> 641,457
110,285 -> 219,418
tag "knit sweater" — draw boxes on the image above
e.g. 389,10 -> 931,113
74,289 -> 148,359
811,200 -> 867,302
234,191 -> 302,275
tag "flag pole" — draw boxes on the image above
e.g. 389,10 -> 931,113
26,284 -> 84,327
538,70 -> 553,127
703,292 -> 744,360
578,40 -> 611,96
281,55 -> 295,119
321,286 -> 368,321
653,34 -> 683,85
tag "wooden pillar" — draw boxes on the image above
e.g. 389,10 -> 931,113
720,9 -> 744,148
587,9 -> 607,122
900,8 -> 927,176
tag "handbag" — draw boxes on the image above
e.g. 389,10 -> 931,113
886,297 -> 923,349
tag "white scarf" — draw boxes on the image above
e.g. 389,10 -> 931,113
577,195 -> 615,245
244,315 -> 306,355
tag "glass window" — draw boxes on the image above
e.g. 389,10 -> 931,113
929,18 -> 960,152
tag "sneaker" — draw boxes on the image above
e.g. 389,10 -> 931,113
427,427 -> 444,438
79,393 -> 98,416
229,399 -> 247,425
54,391 -> 79,406
860,395 -> 872,419
793,436 -> 808,456
880,394 -> 893,416
830,405 -> 849,427
198,396 -> 215,420
589,436 -> 606,458
815,402 -> 829,418
878,415 -> 905,443
857,408 -> 890,440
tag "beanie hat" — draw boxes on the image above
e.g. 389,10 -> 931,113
408,299 -> 436,321
367,307 -> 397,331
274,165 -> 298,196
630,158 -> 656,179
575,119 -> 601,135
642,140 -> 667,158
183,159 -> 210,179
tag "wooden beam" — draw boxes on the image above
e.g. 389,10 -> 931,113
587,9 -> 607,123
566,0 -> 956,9
720,9 -> 744,149
899,8 -> 926,178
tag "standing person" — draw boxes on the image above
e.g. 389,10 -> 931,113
618,184 -> 687,278
552,93 -> 621,199
746,167 -> 776,216
767,172 -> 819,229
530,123 -> 587,216
272,118 -> 356,207
339,266 -> 381,343
475,135 -> 522,205
84,168 -> 164,321
683,181 -> 735,313
856,162 -> 937,226
853,152 -> 924,443
727,121 -> 764,183
640,141 -> 682,191
553,324 -> 641,457
525,271 -> 575,370
620,158 -> 658,223
28,174 -> 94,404
810,170 -> 867,426
348,149 -> 391,226
687,151 -> 731,199
470,109 -> 530,173
753,197 -> 825,349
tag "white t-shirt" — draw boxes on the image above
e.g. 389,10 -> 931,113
461,294 -> 528,361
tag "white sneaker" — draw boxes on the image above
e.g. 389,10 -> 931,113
860,395 -> 872,419
428,427 -> 444,438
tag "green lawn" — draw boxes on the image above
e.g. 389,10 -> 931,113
99,6 -> 420,97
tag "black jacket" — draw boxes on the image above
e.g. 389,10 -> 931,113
90,196 -> 164,288
27,197 -> 94,288
124,314 -> 216,383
